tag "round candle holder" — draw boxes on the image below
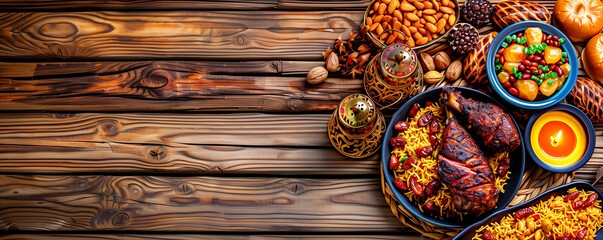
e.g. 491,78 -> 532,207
525,103 -> 595,172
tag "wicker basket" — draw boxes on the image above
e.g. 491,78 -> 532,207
380,163 -> 574,239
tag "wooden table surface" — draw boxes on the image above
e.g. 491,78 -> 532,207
0,1 -> 601,239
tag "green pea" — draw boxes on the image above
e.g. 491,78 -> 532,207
562,52 -> 567,58
551,72 -> 558,78
561,58 -> 566,63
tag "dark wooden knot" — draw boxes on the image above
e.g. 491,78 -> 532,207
49,113 -> 75,119
139,70 -> 170,89
111,213 -> 130,227
39,22 -> 78,38
98,120 -> 119,136
75,180 -> 88,188
236,35 -> 245,45
49,43 -> 70,59
147,146 -> 166,160
175,182 -> 195,194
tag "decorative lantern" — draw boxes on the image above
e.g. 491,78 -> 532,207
364,30 -> 424,109
328,93 -> 385,158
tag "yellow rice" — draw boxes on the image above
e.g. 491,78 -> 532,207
473,188 -> 603,240
391,102 -> 511,219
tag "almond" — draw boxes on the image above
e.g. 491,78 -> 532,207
406,13 -> 419,21
418,27 -> 427,36
420,52 -> 436,71
388,0 -> 400,14
400,1 -> 416,11
407,35 -> 416,47
393,10 -> 403,22
434,51 -> 451,70
445,60 -> 462,81
448,14 -> 456,26
423,1 -> 433,9
426,23 -> 437,33
423,9 -> 436,15
307,66 -> 328,85
378,3 -> 387,14
431,0 -> 440,11
401,24 -> 411,36
425,15 -> 437,24
326,52 -> 339,72
413,1 -> 425,10
409,26 -> 418,33
436,18 -> 446,32
416,37 -> 429,45
442,0 -> 449,7
440,6 -> 454,15
424,70 -> 444,84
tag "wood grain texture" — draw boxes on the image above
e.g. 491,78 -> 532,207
0,113 -> 379,175
0,11 -> 360,61
0,61 -> 359,112
0,234 -> 421,240
0,175 -> 403,232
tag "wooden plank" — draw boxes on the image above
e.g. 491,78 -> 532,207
0,113 -> 380,175
0,61 -> 359,112
0,175 -> 403,232
0,0 -> 279,11
0,11 -> 361,61
0,234 -> 420,240
0,61 -> 321,78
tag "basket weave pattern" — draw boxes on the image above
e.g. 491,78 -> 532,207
380,164 -> 574,239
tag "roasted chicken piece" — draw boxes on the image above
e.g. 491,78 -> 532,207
441,87 -> 521,152
437,116 -> 499,217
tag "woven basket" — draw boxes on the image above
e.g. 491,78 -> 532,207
380,163 -> 574,239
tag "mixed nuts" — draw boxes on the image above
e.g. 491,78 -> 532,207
421,50 -> 468,90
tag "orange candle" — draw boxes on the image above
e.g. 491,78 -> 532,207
530,111 -> 586,168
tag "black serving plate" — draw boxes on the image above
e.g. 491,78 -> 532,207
381,86 -> 525,228
454,181 -> 603,240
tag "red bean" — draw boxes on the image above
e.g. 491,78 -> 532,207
503,81 -> 511,88
553,36 -> 558,41
394,121 -> 409,131
483,229 -> 495,240
530,67 -> 538,72
424,200 -> 436,211
497,48 -> 505,55
564,191 -> 580,202
495,54 -> 500,59
429,134 -> 438,146
555,65 -> 564,76
557,61 -> 564,66
517,32 -> 523,38
547,34 -> 553,40
554,41 -> 560,47
417,110 -> 434,127
410,175 -> 423,196
572,200 -> 584,209
514,207 -> 534,219
524,69 -> 531,74
518,64 -> 526,71
509,76 -> 516,82
576,228 -> 587,240
542,33 -> 547,42
531,61 -> 539,67
389,155 -> 399,169
533,56 -> 542,62
402,157 -> 417,170
393,178 -> 407,190
424,180 -> 440,196
522,73 -> 531,79
429,120 -> 439,133
415,146 -> 433,157
538,69 -> 543,75
584,193 -> 598,207
500,56 -> 506,64
522,59 -> 532,65
508,87 -> 519,96
390,137 -> 407,148
540,60 -> 547,66
527,54 -> 535,61
409,103 -> 420,117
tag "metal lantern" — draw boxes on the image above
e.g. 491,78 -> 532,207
364,29 -> 424,109
328,93 -> 385,158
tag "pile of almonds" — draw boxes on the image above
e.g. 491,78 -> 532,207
420,50 -> 468,90
365,0 -> 458,47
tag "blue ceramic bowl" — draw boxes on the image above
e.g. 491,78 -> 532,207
487,21 -> 578,110
525,103 -> 596,173
381,86 -> 525,228
454,182 -> 603,240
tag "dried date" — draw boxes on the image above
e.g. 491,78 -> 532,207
393,178 -> 408,190
394,121 -> 410,131
513,207 -> 534,219
418,110 -> 434,127
584,193 -> 598,207
409,103 -> 420,117
390,137 -> 407,148
415,146 -> 433,157
564,191 -> 580,202
497,157 -> 510,176
424,180 -> 440,196
482,229 -> 495,240
410,175 -> 423,196
424,200 -> 436,211
389,155 -> 400,169
429,120 -> 440,133
402,157 -> 418,170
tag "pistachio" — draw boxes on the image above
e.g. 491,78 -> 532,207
420,52 -> 436,71
445,59 -> 462,81
424,70 -> 444,84
326,52 -> 340,72
307,67 -> 328,85
434,51 -> 451,70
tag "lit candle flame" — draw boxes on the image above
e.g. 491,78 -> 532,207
550,130 -> 563,145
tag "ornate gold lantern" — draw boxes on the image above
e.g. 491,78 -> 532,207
328,93 -> 385,158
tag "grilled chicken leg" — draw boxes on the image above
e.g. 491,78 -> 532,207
437,116 -> 499,217
441,87 -> 521,153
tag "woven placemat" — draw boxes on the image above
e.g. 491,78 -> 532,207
381,163 -> 574,239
